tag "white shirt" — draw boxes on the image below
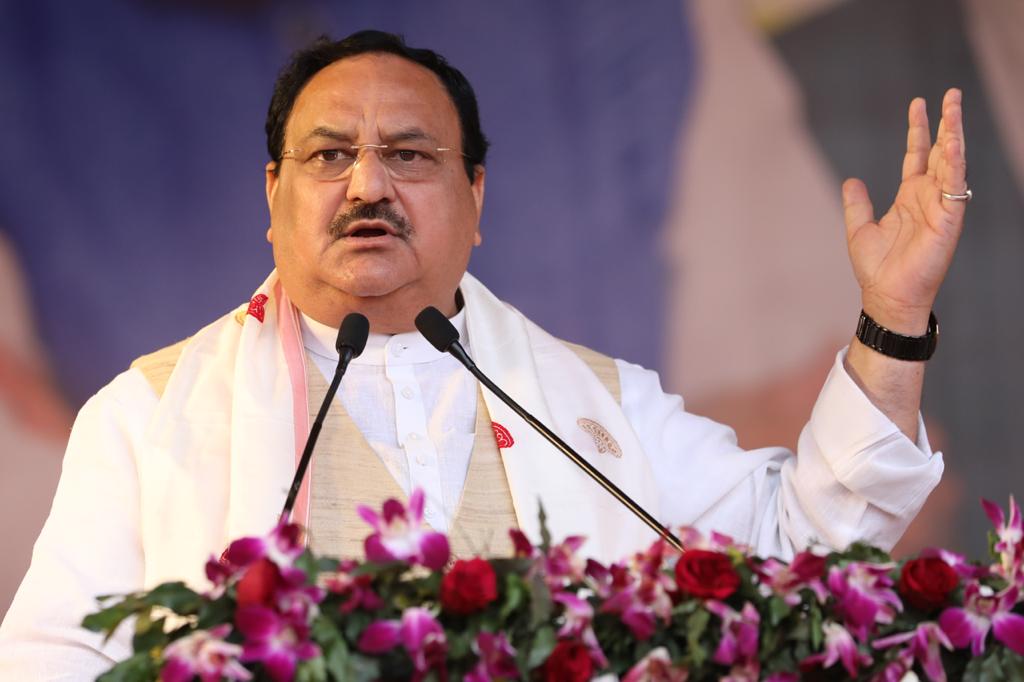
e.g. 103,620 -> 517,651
301,311 -> 476,531
0,274 -> 943,680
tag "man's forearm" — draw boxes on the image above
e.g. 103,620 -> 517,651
843,325 -> 926,442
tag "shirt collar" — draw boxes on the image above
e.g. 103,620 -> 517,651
300,305 -> 468,367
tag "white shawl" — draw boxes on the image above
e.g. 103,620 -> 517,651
138,271 -> 660,589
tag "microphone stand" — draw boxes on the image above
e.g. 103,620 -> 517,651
280,313 -> 368,522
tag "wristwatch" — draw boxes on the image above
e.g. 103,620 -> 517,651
855,310 -> 938,361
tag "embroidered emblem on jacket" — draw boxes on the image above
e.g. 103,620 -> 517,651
246,294 -> 269,323
491,422 -> 514,448
577,418 -> 622,457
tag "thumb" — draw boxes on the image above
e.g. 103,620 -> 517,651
842,178 -> 876,238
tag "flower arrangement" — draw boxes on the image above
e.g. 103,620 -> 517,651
85,492 -> 1024,681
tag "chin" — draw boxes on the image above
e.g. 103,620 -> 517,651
333,271 -> 407,299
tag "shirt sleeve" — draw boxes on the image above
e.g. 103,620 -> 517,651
0,369 -> 155,680
616,347 -> 943,558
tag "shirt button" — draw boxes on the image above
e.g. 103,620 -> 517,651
416,454 -> 426,465
424,509 -> 434,519
401,386 -> 414,399
407,432 -> 420,441
391,344 -> 405,357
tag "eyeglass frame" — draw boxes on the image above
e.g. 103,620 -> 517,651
277,142 -> 472,182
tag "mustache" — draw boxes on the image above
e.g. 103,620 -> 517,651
329,202 -> 413,241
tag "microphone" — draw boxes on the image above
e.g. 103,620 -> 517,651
280,312 -> 370,521
414,306 -> 682,551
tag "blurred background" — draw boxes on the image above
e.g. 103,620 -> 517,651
2,0 -> 1022,618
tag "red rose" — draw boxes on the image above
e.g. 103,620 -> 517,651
235,557 -> 280,608
440,557 -> 498,615
674,549 -> 740,600
543,640 -> 593,682
898,557 -> 959,610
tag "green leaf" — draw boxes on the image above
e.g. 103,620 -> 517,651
294,549 -> 321,583
979,652 -> 1007,682
324,639 -> 350,681
963,652 -> 1007,682
296,655 -> 328,682
82,604 -> 139,638
767,595 -> 790,627
96,652 -> 158,682
537,502 -> 552,553
685,608 -> 710,668
345,653 -> 381,682
447,628 -> 473,660
500,573 -> 527,621
528,572 -> 553,628
141,582 -> 203,615
131,616 -> 168,653
809,604 -> 823,650
196,596 -> 234,629
1001,649 -> 1024,679
525,625 -> 556,669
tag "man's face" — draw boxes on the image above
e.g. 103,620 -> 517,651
265,53 -> 484,328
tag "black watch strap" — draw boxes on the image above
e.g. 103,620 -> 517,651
855,310 -> 938,361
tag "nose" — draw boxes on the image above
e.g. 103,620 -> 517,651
345,146 -> 395,204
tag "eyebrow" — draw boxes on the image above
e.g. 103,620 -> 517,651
301,126 -> 354,144
298,126 -> 439,146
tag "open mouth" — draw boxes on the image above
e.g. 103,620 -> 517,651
349,227 -> 389,238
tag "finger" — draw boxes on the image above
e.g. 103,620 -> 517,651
842,178 -> 876,236
944,87 -> 965,156
935,92 -> 965,195
902,97 -> 931,180
929,88 -> 963,177
939,137 -> 968,218
928,103 -> 947,176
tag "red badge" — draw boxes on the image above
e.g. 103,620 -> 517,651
246,294 -> 269,323
491,421 -> 514,448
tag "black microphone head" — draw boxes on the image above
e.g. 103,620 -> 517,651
415,306 -> 460,353
336,313 -> 370,358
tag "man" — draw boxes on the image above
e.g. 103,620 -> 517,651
0,30 -> 967,677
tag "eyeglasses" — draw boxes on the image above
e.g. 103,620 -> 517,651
279,143 -> 469,182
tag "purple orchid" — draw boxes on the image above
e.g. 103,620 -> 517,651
593,541 -> 676,640
464,631 -> 519,682
551,592 -> 609,669
676,527 -> 746,554
274,583 -> 325,625
706,600 -> 760,676
543,536 -> 588,590
357,489 -> 450,570
324,560 -> 384,613
800,621 -> 873,678
939,582 -> 1024,656
827,561 -> 903,641
983,496 -> 1024,584
161,624 -> 252,682
235,605 -> 319,682
919,546 -> 988,581
222,522 -> 308,586
553,591 -> 594,639
622,647 -> 689,682
358,607 -> 449,682
756,551 -> 828,605
873,621 -> 953,682
870,654 -> 914,682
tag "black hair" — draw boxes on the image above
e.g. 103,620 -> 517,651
265,30 -> 488,181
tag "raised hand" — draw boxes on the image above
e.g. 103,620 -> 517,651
842,88 -> 968,335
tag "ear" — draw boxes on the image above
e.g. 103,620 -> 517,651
265,161 -> 280,212
471,165 -> 485,246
